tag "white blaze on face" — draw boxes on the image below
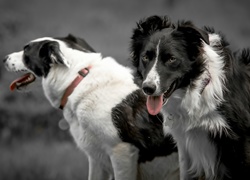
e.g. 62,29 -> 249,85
143,40 -> 164,115
143,40 -> 161,93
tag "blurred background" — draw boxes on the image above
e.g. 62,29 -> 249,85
0,0 -> 249,179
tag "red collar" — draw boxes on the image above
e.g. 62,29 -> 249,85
59,67 -> 90,110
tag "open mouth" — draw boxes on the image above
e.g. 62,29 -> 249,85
146,80 -> 178,116
163,80 -> 178,103
10,73 -> 36,91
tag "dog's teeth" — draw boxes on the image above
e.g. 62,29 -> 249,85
28,76 -> 33,81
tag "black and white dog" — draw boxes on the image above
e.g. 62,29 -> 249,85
3,34 -> 179,180
130,15 -> 250,179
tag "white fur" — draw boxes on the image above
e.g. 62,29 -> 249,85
5,37 -> 179,180
161,34 -> 231,179
143,40 -> 161,94
4,51 -> 27,72
181,34 -> 229,136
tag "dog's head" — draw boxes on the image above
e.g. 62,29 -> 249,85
3,34 -> 94,91
130,15 -> 210,115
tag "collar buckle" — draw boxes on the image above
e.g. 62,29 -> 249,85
78,68 -> 89,77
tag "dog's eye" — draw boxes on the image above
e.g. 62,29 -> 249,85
141,55 -> 149,62
168,57 -> 176,63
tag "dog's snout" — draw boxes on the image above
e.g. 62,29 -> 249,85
3,55 -> 8,63
142,82 -> 156,95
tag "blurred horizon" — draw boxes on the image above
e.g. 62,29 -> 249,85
0,0 -> 250,179
1,0 -> 250,63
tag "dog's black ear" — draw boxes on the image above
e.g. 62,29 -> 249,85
39,41 -> 70,67
65,34 -> 96,52
174,24 -> 209,60
176,24 -> 209,45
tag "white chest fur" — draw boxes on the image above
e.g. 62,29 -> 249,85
163,91 -> 217,178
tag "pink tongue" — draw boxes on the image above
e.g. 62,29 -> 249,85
9,73 -> 33,91
146,95 -> 163,115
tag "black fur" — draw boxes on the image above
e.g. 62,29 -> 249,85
130,15 -> 174,68
112,89 -> 177,162
130,16 -> 209,92
214,47 -> 250,179
130,15 -> 250,179
23,40 -> 56,77
56,34 -> 95,52
23,35 -> 95,77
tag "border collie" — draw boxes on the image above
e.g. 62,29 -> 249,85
3,34 -> 179,180
130,15 -> 250,180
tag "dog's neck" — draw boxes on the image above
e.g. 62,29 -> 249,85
59,67 -> 90,109
180,38 -> 228,135
199,72 -> 211,94
42,52 -> 102,109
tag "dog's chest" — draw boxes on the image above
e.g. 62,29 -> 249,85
179,128 -> 217,176
63,76 -> 139,149
163,96 -> 217,177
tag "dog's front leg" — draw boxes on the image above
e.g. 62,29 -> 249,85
179,149 -> 194,180
88,156 -> 112,180
110,143 -> 139,180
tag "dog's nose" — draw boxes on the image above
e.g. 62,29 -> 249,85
3,55 -> 8,63
142,82 -> 156,95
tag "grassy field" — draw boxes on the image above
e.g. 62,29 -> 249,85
0,141 -> 88,180
0,0 -> 250,179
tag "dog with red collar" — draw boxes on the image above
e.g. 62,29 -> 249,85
3,34 -> 179,180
